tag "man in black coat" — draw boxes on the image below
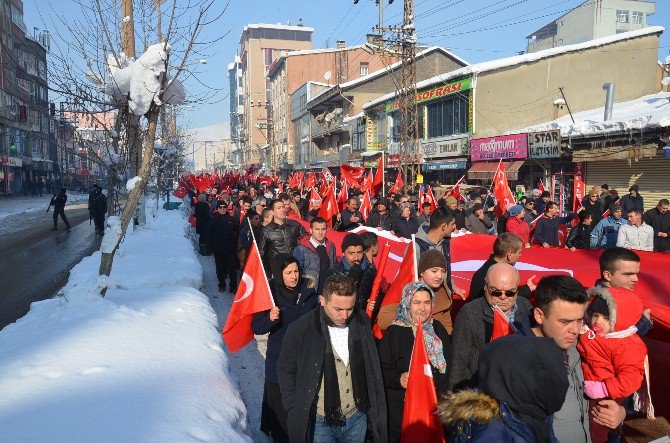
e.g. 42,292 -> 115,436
643,199 -> 670,252
258,199 -> 307,272
326,233 -> 377,312
88,184 -> 108,235
365,197 -> 394,231
50,188 -> 71,231
208,202 -> 240,292
277,275 -> 388,443
339,197 -> 364,231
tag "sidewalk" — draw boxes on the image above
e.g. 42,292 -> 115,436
0,192 -> 88,221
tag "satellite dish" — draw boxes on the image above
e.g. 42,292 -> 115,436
324,71 -> 332,81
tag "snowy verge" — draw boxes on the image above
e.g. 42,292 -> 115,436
0,204 -> 251,442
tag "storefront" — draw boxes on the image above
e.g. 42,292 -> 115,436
1,156 -> 22,194
468,134 -> 528,187
420,134 -> 469,184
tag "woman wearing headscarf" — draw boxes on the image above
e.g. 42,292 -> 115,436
251,254 -> 318,442
378,282 -> 451,443
439,335 -> 568,443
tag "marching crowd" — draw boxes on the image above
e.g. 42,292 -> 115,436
186,174 -> 668,443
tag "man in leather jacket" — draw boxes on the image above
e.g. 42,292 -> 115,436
258,198 -> 306,274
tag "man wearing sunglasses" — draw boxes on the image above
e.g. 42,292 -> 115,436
448,263 -> 533,391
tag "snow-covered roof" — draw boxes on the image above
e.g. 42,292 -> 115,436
343,112 -> 364,124
363,26 -> 665,111
243,23 -> 315,33
512,92 -> 670,137
282,44 -> 368,57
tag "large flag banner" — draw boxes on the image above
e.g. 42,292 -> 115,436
340,164 -> 366,188
492,162 -> 515,216
401,322 -> 445,443
222,242 -> 274,353
305,171 -> 317,189
337,179 -> 349,211
444,175 -> 465,202
379,240 -> 418,311
390,170 -> 404,194
367,241 -> 391,318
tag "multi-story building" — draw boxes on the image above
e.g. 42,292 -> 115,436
236,22 -> 313,168
267,39 -> 400,175
526,0 -> 656,53
0,0 -> 51,195
227,56 -> 243,166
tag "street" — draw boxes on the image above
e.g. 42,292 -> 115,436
0,199 -> 101,330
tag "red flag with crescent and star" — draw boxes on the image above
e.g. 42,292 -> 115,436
492,161 -> 516,217
222,242 -> 274,353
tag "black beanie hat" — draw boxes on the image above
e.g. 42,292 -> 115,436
588,297 -> 610,318
341,233 -> 365,253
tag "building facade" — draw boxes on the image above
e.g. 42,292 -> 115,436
526,0 -> 656,53
227,56 -> 243,167
236,22 -> 314,168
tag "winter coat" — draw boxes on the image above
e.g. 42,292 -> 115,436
376,282 -> 454,333
643,207 -> 670,252
207,211 -> 239,256
590,216 -> 625,249
415,224 -> 453,291
454,209 -> 467,230
277,307 -> 388,443
616,222 -> 654,251
534,214 -> 575,247
566,223 -> 592,249
534,198 -> 547,216
448,297 -> 533,391
292,236 -> 337,292
366,210 -> 394,231
620,193 -> 644,214
52,192 -> 67,209
258,219 -> 306,267
441,390 -> 550,443
193,201 -> 211,236
392,214 -> 420,239
465,213 -> 493,234
340,209 -> 364,231
379,323 -> 451,443
577,286 -> 647,400
581,198 -> 604,225
251,278 -> 318,383
88,191 -> 107,213
497,214 -> 509,234
325,258 -> 377,310
506,216 -> 531,245
468,255 -> 532,302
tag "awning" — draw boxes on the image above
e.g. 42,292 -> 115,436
422,158 -> 467,172
467,160 -> 525,181
572,145 -> 657,162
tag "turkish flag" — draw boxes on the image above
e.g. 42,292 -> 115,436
222,242 -> 274,353
401,322 -> 445,443
420,185 -> 437,213
490,305 -> 517,342
537,181 -> 545,192
372,157 -> 384,196
305,171 -> 317,189
340,164 -> 366,188
390,170 -> 404,194
360,191 -> 372,221
379,241 -> 417,311
493,162 -> 516,217
308,188 -> 321,212
337,179 -> 349,211
362,170 -> 374,194
318,185 -> 340,227
367,241 -> 391,318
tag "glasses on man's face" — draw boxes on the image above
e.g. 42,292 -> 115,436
486,286 -> 518,297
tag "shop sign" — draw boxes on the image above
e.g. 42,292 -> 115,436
386,154 -> 401,167
528,130 -> 561,158
470,134 -> 528,161
1,156 -> 22,167
421,136 -> 469,159
386,77 -> 472,113
365,115 -> 376,150
423,160 -> 467,171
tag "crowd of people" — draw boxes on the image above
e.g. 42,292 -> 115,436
185,174 -> 667,443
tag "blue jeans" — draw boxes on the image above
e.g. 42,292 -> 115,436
312,411 -> 367,443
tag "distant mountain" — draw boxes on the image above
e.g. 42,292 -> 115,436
190,122 -> 230,142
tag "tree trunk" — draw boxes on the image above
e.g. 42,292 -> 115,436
99,105 -> 160,278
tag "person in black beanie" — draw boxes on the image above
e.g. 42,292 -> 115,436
326,233 -> 377,312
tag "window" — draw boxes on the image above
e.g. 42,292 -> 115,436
616,10 -> 629,23
360,62 -> 369,76
264,48 -> 273,67
631,11 -> 643,24
558,20 -> 564,27
427,93 -> 469,139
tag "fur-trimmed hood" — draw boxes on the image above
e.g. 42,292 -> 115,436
438,389 -> 499,427
586,286 -> 643,332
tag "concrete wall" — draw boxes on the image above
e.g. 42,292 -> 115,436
473,32 -> 661,138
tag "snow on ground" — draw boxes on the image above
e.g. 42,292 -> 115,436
0,193 -> 87,222
0,203 -> 251,442
517,92 -> 670,137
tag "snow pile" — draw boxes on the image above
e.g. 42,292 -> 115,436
100,215 -> 123,254
0,206 -> 251,442
104,43 -> 186,116
516,92 -> 670,137
125,176 -> 142,191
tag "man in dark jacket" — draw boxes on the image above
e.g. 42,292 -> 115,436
643,199 -> 670,252
620,184 -> 644,215
468,233 -> 535,301
339,197 -> 364,231
581,187 -> 604,225
88,184 -> 107,235
567,211 -> 593,250
448,263 -> 533,391
325,233 -> 377,312
277,275 -> 388,443
465,203 -> 493,234
208,202 -> 240,292
365,197 -> 394,231
258,199 -> 306,272
293,217 -> 337,295
534,201 -> 577,247
50,188 -> 71,231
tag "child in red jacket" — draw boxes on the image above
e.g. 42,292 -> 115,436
577,286 -> 649,443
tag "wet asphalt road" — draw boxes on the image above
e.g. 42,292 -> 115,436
0,201 -> 102,330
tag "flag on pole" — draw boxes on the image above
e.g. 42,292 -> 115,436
492,161 -> 516,217
490,305 -> 517,342
222,242 -> 275,353
308,188 -> 322,212
318,185 -> 340,227
390,170 -> 404,194
366,241 -> 391,318
372,156 -> 384,196
419,185 -> 437,213
337,179 -> 349,211
445,175 -> 465,202
378,240 -> 417,311
362,170 -> 374,194
340,164 -> 366,188
360,191 -> 372,221
305,171 -> 317,189
400,322 -> 445,443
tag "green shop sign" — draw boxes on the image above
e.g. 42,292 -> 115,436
386,77 -> 471,113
